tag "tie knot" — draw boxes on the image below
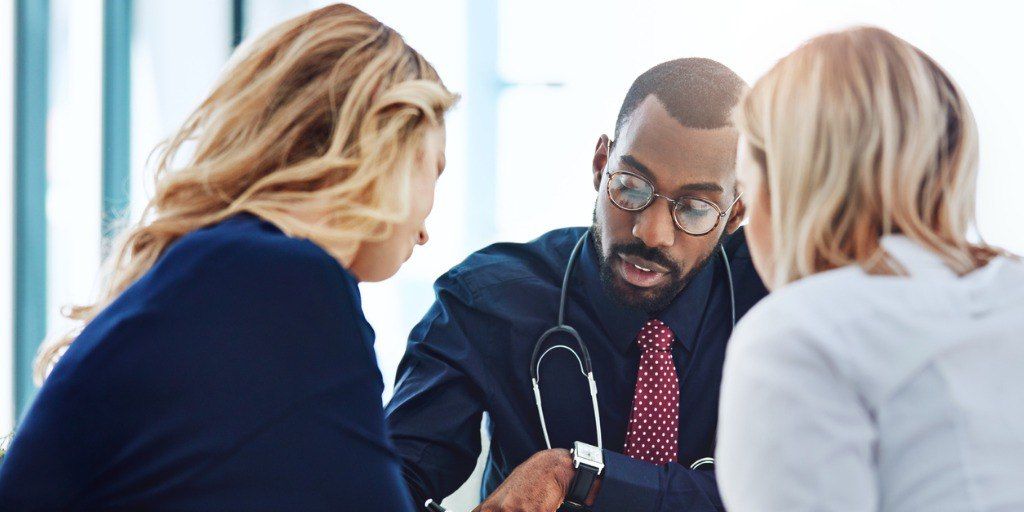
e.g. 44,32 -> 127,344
637,319 -> 674,352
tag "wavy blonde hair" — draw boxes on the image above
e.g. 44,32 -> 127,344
735,26 -> 999,289
35,3 -> 457,381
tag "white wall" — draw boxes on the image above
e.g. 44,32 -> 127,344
130,0 -> 233,217
46,0 -> 103,345
1,0 -> 17,434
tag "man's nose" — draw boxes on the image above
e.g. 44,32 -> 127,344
631,199 -> 675,248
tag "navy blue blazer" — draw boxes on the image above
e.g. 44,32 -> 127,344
0,214 -> 414,511
386,227 -> 767,511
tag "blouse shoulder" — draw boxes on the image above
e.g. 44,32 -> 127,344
726,265 -> 872,384
116,214 -> 373,372
159,214 -> 358,304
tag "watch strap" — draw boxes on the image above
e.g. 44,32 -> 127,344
566,463 -> 598,507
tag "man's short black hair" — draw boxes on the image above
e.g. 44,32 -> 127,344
615,58 -> 747,137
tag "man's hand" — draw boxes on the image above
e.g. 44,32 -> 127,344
472,448 -> 576,512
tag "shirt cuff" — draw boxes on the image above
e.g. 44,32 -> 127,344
591,450 -> 660,512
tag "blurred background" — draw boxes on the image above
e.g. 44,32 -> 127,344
2,0 -> 1023,507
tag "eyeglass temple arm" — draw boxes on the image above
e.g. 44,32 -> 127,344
723,191 -> 744,215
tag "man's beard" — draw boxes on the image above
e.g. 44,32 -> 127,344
592,207 -> 722,314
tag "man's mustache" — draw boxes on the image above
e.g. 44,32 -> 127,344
611,241 -> 680,274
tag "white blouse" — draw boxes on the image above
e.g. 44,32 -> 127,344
716,236 -> 1024,512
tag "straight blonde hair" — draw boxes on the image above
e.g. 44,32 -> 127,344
35,3 -> 457,381
735,26 -> 999,289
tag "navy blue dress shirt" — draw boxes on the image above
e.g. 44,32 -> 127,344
0,214 -> 414,512
386,227 -> 767,512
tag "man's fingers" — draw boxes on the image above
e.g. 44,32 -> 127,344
473,496 -> 558,512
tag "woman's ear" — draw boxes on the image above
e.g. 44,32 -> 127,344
592,135 -> 611,191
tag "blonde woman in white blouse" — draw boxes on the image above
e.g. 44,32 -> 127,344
716,26 -> 1024,512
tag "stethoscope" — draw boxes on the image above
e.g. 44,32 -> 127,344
529,230 -> 736,470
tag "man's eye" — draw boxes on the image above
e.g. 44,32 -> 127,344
679,200 -> 713,217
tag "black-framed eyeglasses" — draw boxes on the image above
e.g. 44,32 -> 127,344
605,170 -> 743,236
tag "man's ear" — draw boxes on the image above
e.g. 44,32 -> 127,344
724,195 -> 749,235
593,134 -> 611,191
725,193 -> 745,235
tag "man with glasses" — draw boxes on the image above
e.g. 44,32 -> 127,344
386,59 -> 768,512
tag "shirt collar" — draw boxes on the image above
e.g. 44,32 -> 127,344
881,235 -> 958,279
576,232 -> 714,354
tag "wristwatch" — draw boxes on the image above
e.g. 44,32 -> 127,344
565,441 -> 604,509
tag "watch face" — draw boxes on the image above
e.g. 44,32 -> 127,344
574,442 -> 602,462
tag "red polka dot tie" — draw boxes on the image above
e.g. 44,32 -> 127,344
623,319 -> 679,466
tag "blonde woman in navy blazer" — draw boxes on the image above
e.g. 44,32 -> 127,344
0,4 -> 456,511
